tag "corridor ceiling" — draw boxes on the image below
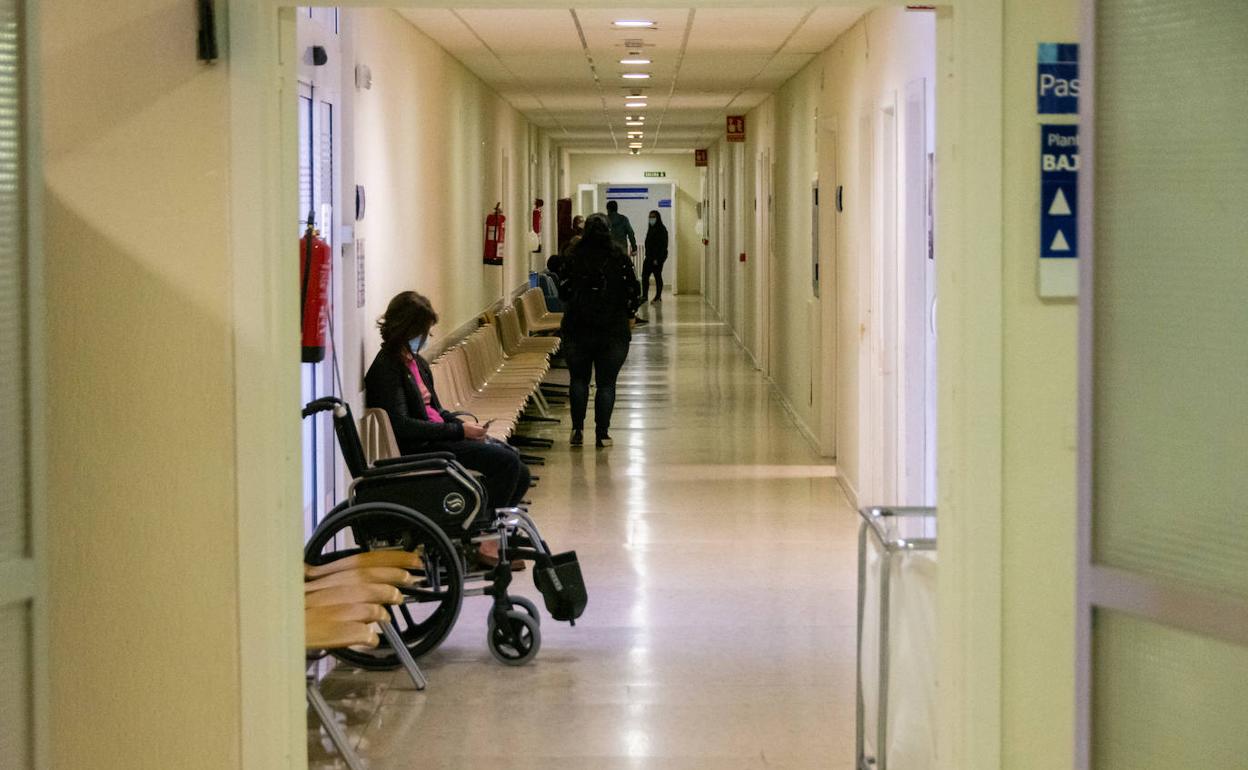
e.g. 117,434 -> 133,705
397,7 -> 865,153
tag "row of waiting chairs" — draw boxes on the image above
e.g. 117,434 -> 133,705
305,551 -> 429,770
427,295 -> 562,444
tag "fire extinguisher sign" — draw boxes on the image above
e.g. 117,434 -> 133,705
483,203 -> 505,266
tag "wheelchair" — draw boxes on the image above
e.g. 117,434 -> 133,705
301,397 -> 587,667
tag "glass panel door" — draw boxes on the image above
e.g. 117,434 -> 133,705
1078,2 -> 1248,767
0,1 -> 35,764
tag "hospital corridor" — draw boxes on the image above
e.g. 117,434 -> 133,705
307,298 -> 859,768
6,2 -> 1247,770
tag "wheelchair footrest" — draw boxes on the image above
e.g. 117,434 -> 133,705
533,550 -> 587,623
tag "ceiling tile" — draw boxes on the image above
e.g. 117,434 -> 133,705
782,7 -> 865,54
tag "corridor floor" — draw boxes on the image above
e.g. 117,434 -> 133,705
309,296 -> 859,769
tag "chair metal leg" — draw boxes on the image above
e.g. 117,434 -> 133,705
378,620 -> 427,691
307,682 -> 367,770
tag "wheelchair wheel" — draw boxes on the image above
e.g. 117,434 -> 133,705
305,502 -> 464,668
487,610 -> 541,666
509,596 -> 541,626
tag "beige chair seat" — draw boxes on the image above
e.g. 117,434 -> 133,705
305,602 -> 389,625
303,550 -> 423,580
306,619 -> 380,651
303,566 -> 418,593
304,582 -> 404,608
519,288 -> 562,333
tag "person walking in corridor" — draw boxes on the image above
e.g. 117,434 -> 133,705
641,209 -> 669,303
605,200 -> 637,258
558,213 -> 641,449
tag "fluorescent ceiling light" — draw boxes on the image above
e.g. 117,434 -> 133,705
626,121 -> 644,126
622,73 -> 650,80
619,58 -> 651,65
613,20 -> 655,28
629,143 -> 644,149
627,94 -> 648,99
625,101 -> 647,108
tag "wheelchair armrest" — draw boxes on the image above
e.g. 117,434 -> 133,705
373,451 -> 456,468
358,458 -> 451,479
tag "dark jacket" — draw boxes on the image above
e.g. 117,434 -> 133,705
644,218 -> 669,261
364,348 -> 465,452
607,211 -> 637,253
557,238 -> 641,337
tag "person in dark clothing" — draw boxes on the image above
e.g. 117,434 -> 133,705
605,200 -> 637,257
551,215 -> 583,273
364,291 -> 532,534
557,213 -> 642,448
641,209 -> 669,303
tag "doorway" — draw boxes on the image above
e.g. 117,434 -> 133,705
223,4 -> 1007,767
595,182 -> 678,295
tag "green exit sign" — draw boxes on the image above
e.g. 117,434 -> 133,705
644,171 -> 666,178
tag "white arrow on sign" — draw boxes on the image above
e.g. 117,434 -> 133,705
1050,229 -> 1072,252
1049,187 -> 1072,216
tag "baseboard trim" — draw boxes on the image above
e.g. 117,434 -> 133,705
836,473 -> 860,510
706,302 -> 832,462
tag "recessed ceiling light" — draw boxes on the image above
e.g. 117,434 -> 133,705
628,93 -> 648,98
619,58 -> 651,65
625,101 -> 647,108
613,20 -> 655,28
622,73 -> 650,80
625,116 -> 645,121
627,132 -> 644,138
629,143 -> 644,149
626,121 -> 644,126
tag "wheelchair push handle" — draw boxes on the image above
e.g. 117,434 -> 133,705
302,396 -> 349,419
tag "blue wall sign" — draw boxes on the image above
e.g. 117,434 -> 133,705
1038,43 -> 1080,114
658,198 -> 672,208
606,186 -> 650,200
1040,124 -> 1079,259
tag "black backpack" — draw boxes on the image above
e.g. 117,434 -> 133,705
562,257 -> 630,326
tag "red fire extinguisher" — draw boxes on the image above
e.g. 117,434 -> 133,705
532,198 -> 543,235
300,212 -> 332,363
483,203 -> 505,265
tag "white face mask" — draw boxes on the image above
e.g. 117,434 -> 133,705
648,217 -> 657,226
408,335 -> 427,354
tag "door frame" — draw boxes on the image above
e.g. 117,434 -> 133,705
227,4 -> 1007,769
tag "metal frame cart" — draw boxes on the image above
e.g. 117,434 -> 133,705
856,505 -> 937,770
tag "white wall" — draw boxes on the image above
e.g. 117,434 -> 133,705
706,8 -> 936,483
999,0 -> 1079,764
351,8 -> 542,393
566,152 -> 704,294
41,2 -> 303,767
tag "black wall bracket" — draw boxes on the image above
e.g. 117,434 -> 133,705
197,0 -> 219,63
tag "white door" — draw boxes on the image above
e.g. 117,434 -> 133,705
1076,3 -> 1248,767
755,150 -> 773,371
876,100 -> 899,505
0,2 -> 39,762
576,184 -> 597,218
900,78 -> 935,506
297,8 -> 344,538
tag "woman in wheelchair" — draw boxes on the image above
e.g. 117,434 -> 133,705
365,290 -> 531,565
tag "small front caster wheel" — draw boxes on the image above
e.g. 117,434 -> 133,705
487,610 -> 541,666
509,596 -> 541,626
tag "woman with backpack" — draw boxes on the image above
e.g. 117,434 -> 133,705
557,213 -> 642,448
641,209 -> 669,303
